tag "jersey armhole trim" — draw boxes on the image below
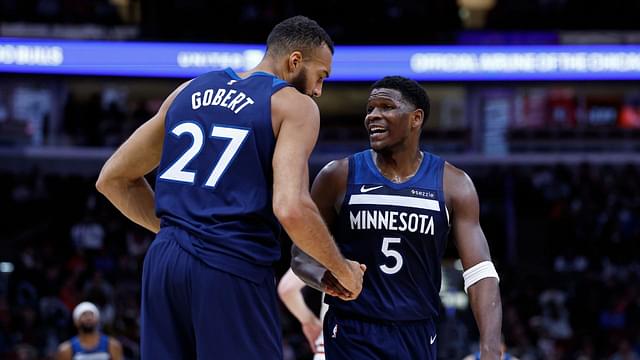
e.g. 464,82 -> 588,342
224,67 -> 241,80
437,157 -> 450,227
271,78 -> 289,92
347,154 -> 356,184
337,155 -> 356,216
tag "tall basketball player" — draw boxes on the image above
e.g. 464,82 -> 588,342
96,16 -> 365,359
292,76 -> 502,360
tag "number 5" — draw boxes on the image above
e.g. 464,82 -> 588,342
380,237 -> 403,274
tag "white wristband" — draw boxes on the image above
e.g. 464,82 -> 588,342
463,261 -> 499,293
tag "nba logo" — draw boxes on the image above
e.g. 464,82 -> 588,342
332,324 -> 338,338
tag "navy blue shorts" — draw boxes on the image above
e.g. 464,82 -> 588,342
140,228 -> 282,360
323,308 -> 437,360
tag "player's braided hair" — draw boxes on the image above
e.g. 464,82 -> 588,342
371,76 -> 431,127
266,16 -> 334,57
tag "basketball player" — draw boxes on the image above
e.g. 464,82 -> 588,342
292,76 -> 502,359
96,16 -> 365,359
56,302 -> 123,360
278,268 -> 328,359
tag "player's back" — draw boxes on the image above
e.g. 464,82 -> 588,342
327,150 -> 451,321
155,68 -> 289,279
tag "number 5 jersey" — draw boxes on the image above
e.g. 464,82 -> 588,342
327,150 -> 451,321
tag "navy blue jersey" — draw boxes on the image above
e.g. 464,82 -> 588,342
155,68 -> 288,279
70,334 -> 110,360
326,150 -> 450,321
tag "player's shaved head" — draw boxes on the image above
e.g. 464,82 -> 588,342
266,16 -> 334,57
370,76 -> 431,127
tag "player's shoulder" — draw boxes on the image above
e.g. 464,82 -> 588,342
271,88 -> 320,137
57,340 -> 72,351
56,340 -> 72,358
272,87 -> 319,118
108,336 -> 123,350
312,157 -> 349,191
159,79 -> 193,114
443,161 -> 467,179
322,156 -> 349,179
443,161 -> 477,202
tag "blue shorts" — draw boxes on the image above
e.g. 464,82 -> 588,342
323,308 -> 437,360
140,227 -> 282,360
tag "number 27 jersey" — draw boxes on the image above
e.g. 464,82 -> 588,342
327,150 -> 451,321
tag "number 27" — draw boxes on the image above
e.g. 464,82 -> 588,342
158,122 -> 249,188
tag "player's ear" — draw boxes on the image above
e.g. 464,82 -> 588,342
411,109 -> 424,130
287,51 -> 303,73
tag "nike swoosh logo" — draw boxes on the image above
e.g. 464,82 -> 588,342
360,185 -> 383,193
430,334 -> 437,344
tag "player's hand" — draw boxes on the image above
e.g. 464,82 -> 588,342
333,260 -> 366,301
321,270 -> 352,299
301,316 -> 322,353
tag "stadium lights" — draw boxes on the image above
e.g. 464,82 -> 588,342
0,262 -> 14,273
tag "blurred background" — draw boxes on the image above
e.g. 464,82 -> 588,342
0,1 -> 639,359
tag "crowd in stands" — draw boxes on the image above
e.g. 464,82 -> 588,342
474,164 -> 640,360
16,87 -> 635,151
0,0 -> 122,25
0,161 -> 638,359
61,93 -> 153,147
3,0 -> 640,43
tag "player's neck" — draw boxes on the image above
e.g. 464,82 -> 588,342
373,146 -> 423,183
78,331 -> 100,345
245,58 -> 286,81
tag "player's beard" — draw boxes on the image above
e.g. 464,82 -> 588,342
79,324 -> 96,334
289,66 -> 311,97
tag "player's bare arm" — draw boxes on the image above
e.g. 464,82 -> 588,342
278,269 -> 323,352
272,89 -> 365,298
291,158 -> 357,299
445,162 -> 502,360
96,81 -> 190,233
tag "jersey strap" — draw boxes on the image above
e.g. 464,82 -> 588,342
272,77 -> 289,91
222,67 -> 289,92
